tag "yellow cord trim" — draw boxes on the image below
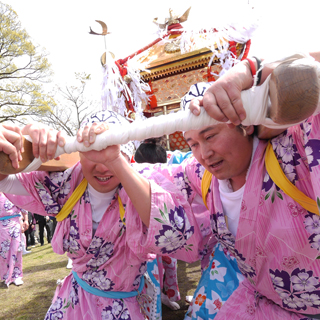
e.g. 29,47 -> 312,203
265,142 -> 319,215
56,179 -> 88,222
56,178 -> 126,224
201,170 -> 213,209
118,196 -> 125,225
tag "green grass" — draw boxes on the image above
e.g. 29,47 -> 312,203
0,242 -> 201,320
0,242 -> 70,320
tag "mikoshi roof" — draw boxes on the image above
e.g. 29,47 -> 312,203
93,8 -> 257,121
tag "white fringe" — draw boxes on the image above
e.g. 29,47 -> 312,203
100,52 -> 150,121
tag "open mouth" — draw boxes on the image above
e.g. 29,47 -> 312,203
209,160 -> 223,169
96,176 -> 112,182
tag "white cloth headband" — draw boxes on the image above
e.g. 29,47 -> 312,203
80,110 -> 135,160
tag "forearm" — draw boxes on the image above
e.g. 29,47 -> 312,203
107,155 -> 151,227
0,175 -> 29,195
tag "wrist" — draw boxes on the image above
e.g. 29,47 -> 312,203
246,57 -> 263,86
242,59 -> 256,89
105,154 -> 129,175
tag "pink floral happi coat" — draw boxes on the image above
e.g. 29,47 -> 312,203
5,163 -> 203,320
151,114 -> 320,319
0,193 -> 23,286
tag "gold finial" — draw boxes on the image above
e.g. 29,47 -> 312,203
89,20 -> 111,36
153,7 -> 191,30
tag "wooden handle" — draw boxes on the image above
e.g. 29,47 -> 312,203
37,152 -> 80,172
269,58 -> 320,124
0,137 -> 80,175
0,137 -> 34,175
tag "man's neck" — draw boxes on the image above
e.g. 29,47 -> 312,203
230,177 -> 246,192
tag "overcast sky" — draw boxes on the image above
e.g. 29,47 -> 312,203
4,0 -> 320,100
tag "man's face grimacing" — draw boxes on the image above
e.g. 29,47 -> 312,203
80,151 -> 130,194
185,124 -> 254,191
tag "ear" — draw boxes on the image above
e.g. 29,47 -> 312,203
244,125 -> 254,135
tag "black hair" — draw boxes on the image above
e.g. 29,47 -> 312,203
135,137 -> 167,164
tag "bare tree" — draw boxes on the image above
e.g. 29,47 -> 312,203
37,72 -> 100,136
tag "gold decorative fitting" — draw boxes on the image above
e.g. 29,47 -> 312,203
123,75 -> 132,83
101,52 -> 115,66
89,20 -> 111,36
164,39 -> 181,54
139,42 -> 244,82
128,112 -> 136,120
153,7 -> 191,30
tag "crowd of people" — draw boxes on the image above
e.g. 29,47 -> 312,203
0,50 -> 320,320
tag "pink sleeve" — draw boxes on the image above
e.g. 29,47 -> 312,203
5,171 -> 52,216
124,166 -> 205,263
5,164 -> 82,217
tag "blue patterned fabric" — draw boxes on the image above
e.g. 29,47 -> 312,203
146,258 -> 162,316
184,243 -> 244,319
168,151 -> 193,165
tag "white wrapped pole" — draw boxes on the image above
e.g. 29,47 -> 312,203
58,76 -> 273,157
1,54 -> 319,174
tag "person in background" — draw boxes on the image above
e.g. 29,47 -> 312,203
135,137 -> 181,311
50,216 -> 57,236
24,211 -> 36,250
0,192 -> 28,286
34,213 -> 51,246
135,137 -> 167,164
20,214 -> 31,255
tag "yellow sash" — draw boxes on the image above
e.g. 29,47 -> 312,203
56,178 -> 125,222
200,141 -> 319,216
201,170 -> 213,209
118,196 -> 125,225
56,178 -> 88,222
265,142 -> 319,215
201,169 -> 229,228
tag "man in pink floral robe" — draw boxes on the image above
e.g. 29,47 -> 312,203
147,54 -> 320,319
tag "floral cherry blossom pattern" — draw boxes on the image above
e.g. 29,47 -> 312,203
270,268 -> 320,311
82,269 -> 115,292
45,297 -> 64,320
154,203 -> 194,254
263,131 -> 303,204
86,237 -> 114,269
68,277 -> 80,307
62,212 -> 80,254
101,300 -> 131,320
0,239 -> 10,259
195,162 -> 205,180
173,172 -> 192,200
304,213 -> 320,255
